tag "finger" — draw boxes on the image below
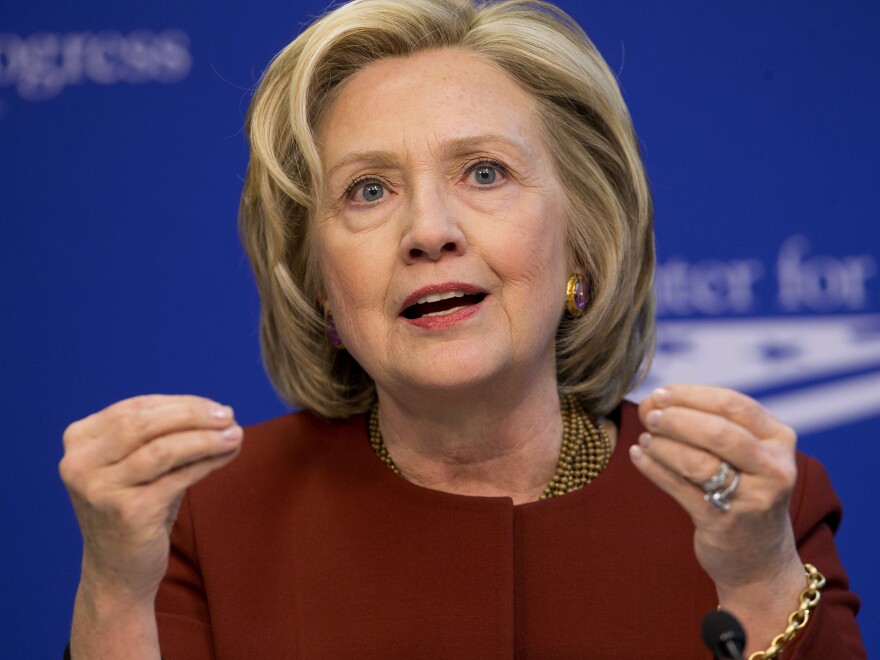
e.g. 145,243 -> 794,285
641,385 -> 790,441
637,432 -> 731,486
641,406 -> 772,474
112,425 -> 244,486
67,395 -> 236,464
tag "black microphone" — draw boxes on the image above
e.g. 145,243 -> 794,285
701,609 -> 747,660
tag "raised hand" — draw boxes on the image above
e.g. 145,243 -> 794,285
60,394 -> 242,656
631,384 -> 807,653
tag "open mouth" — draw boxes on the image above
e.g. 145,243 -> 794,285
401,290 -> 487,319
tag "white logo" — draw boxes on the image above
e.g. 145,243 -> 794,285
633,236 -> 879,435
655,236 -> 876,317
0,29 -> 192,101
630,314 -> 880,435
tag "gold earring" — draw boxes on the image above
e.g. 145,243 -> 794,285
565,275 -> 588,316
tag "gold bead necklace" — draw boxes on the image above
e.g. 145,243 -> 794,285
367,394 -> 611,499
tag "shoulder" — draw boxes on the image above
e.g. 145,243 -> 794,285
790,451 -> 843,535
187,409 -> 369,507
238,409 -> 365,459
605,398 -> 644,450
616,399 -> 642,433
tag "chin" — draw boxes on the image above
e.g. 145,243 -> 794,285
394,343 -> 515,394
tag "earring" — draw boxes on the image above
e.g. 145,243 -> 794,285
565,274 -> 588,316
324,312 -> 344,349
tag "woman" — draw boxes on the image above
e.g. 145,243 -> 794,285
60,0 -> 865,657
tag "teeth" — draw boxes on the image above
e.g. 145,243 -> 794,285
422,305 -> 466,317
414,290 -> 467,305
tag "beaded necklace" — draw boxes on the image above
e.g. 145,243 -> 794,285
367,394 -> 611,500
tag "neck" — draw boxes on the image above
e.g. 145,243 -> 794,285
375,374 -> 564,504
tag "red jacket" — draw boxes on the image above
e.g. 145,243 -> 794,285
156,401 -> 865,658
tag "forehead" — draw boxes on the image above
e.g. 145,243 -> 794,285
317,48 -> 545,162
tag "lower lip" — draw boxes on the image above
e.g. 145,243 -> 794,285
402,299 -> 484,329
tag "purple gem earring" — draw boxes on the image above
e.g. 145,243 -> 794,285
324,312 -> 344,349
565,274 -> 588,316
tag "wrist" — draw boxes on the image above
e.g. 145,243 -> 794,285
75,573 -> 157,618
715,553 -> 805,607
716,558 -> 815,657
79,551 -> 163,605
71,579 -> 160,660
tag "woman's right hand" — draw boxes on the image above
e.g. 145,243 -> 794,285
60,394 -> 242,607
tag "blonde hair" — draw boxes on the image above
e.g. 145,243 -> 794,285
240,0 -> 655,418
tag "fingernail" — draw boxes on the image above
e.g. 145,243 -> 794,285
647,409 -> 662,430
211,406 -> 233,420
629,444 -> 643,461
652,387 -> 670,403
639,432 -> 652,448
220,425 -> 243,442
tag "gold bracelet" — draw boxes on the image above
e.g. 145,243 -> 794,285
748,563 -> 826,660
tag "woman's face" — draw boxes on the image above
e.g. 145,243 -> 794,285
314,48 -> 569,399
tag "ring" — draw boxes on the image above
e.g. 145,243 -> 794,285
704,471 -> 741,512
700,461 -> 733,493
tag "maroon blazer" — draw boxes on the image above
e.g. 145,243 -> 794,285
156,402 -> 865,658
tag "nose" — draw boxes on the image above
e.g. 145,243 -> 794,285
400,184 -> 467,263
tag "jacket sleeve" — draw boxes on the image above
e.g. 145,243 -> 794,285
783,452 -> 866,659
155,494 -> 216,660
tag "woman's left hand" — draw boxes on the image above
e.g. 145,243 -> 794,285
633,384 -> 804,596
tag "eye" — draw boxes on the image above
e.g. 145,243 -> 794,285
360,183 -> 385,202
473,166 -> 496,185
347,180 -> 385,203
464,159 -> 507,187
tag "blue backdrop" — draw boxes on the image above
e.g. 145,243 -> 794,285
2,1 -> 878,656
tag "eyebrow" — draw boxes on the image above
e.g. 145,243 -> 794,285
325,133 -> 532,179
326,150 -> 399,180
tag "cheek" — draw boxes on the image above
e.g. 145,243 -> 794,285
315,227 -> 393,321
490,204 -> 568,290
484,200 -> 569,345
